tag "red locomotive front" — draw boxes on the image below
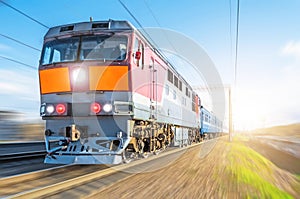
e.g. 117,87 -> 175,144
39,20 -> 200,164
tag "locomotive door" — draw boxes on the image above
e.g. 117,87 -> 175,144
149,58 -> 157,120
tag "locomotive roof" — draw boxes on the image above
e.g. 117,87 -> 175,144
44,20 -> 134,39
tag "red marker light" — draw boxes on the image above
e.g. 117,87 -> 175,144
91,102 -> 101,114
135,51 -> 141,60
56,104 -> 66,115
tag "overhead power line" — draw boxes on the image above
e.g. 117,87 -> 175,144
0,55 -> 37,70
143,0 -> 178,55
117,0 -> 163,53
229,0 -> 233,66
143,0 -> 162,28
0,33 -> 41,52
117,0 -> 145,35
234,0 -> 240,86
118,0 -> 180,70
0,0 -> 49,29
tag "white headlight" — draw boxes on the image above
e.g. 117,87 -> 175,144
72,68 -> 80,82
46,104 -> 55,114
103,103 -> 112,112
72,68 -> 86,84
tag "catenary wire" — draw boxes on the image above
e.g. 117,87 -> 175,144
0,0 -> 49,29
234,0 -> 240,86
0,33 -> 41,52
143,0 -> 179,58
117,0 -> 171,62
229,0 -> 233,70
0,1 -> 44,71
0,55 -> 37,70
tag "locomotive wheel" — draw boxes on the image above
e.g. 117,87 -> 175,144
122,151 -> 133,164
140,152 -> 149,159
153,149 -> 162,155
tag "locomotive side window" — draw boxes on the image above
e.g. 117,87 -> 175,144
42,47 -> 51,64
179,81 -> 182,91
141,43 -> 144,68
186,87 -> 191,97
168,69 -> 173,83
174,76 -> 178,88
134,38 -> 139,56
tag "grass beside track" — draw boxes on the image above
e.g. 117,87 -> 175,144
219,138 -> 294,199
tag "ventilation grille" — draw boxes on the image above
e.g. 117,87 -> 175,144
60,25 -> 74,32
92,22 -> 109,29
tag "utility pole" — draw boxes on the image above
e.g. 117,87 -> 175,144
228,87 -> 233,142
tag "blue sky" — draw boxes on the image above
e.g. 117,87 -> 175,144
0,0 -> 300,129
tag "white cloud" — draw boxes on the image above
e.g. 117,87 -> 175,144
281,40 -> 300,58
0,69 -> 40,117
0,82 -> 23,94
234,43 -> 300,130
0,43 -> 12,51
0,69 -> 39,95
20,96 -> 40,102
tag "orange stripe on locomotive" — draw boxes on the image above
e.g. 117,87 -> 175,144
39,66 -> 129,94
89,66 -> 129,91
39,67 -> 71,94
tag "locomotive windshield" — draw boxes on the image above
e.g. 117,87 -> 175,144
41,35 -> 128,65
41,37 -> 80,65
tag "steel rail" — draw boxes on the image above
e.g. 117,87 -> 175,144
0,141 -> 46,161
1,164 -> 73,187
0,150 -> 46,161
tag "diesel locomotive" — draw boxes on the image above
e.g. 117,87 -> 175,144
39,20 -> 220,164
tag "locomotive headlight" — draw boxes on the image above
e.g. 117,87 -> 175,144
103,103 -> 112,113
72,68 -> 86,84
46,104 -> 55,114
72,68 -> 80,82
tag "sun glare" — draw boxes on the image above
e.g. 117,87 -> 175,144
233,89 -> 268,131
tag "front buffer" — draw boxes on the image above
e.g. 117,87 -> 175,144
42,114 -> 134,164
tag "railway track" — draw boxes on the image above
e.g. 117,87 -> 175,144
0,150 -> 46,161
0,164 -> 109,198
0,141 -> 46,160
0,138 -> 220,198
0,141 -> 49,178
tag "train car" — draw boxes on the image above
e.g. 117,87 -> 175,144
38,20 -> 201,164
200,106 -> 223,139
